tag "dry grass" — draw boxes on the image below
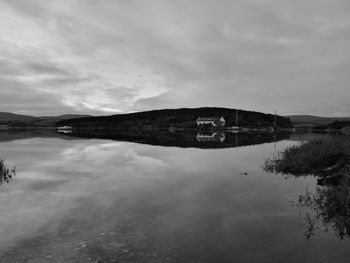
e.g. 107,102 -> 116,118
264,137 -> 350,175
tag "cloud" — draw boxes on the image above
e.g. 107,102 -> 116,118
0,0 -> 350,116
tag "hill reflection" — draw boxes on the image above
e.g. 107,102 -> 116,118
0,129 -> 74,142
59,128 -> 291,149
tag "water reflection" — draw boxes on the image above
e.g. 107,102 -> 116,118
292,173 -> 350,240
263,137 -> 350,241
60,128 -> 291,149
1,131 -> 350,262
0,129 -> 73,142
196,132 -> 226,142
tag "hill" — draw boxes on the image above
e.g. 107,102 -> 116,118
287,115 -> 350,127
56,107 -> 293,129
315,120 -> 350,130
0,112 -> 37,122
0,113 -> 91,127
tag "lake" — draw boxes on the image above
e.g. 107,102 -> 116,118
0,130 -> 349,263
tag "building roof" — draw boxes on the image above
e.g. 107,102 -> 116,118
196,117 -> 224,122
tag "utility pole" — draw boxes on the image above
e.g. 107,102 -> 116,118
274,110 -> 277,173
236,109 -> 238,127
272,109 -> 277,173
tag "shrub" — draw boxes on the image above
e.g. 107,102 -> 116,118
0,158 -> 15,186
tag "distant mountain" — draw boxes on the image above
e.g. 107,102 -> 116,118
287,115 -> 350,127
0,112 -> 91,127
0,112 -> 37,122
57,107 -> 293,129
315,120 -> 350,130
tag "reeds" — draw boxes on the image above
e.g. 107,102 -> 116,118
264,138 -> 348,175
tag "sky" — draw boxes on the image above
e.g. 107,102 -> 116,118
0,0 -> 350,117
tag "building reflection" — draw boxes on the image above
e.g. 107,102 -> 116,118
196,132 -> 226,142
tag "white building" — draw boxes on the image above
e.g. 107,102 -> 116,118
196,117 -> 225,127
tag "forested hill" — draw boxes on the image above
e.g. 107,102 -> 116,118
0,112 -> 91,127
56,107 -> 293,129
287,115 -> 350,126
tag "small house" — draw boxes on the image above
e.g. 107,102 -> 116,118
196,117 -> 225,127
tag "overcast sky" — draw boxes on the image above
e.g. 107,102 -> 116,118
1,0 -> 350,116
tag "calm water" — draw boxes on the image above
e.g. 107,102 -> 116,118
0,130 -> 349,262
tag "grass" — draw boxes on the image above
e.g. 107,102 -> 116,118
264,137 -> 350,175
264,136 -> 350,240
